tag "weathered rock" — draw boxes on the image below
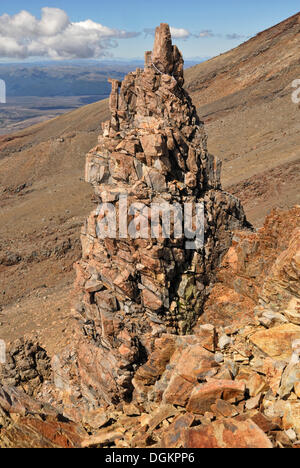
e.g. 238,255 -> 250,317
152,24 -> 183,81
249,324 -> 300,362
47,205 -> 297,448
279,363 -> 300,398
0,385 -> 86,448
162,343 -> 218,406
81,428 -> 125,448
282,401 -> 300,437
263,358 -> 286,395
183,418 -> 273,448
236,367 -> 268,397
250,412 -> 280,434
0,385 -> 56,417
64,23 -> 249,406
259,227 -> 300,324
245,393 -> 262,411
0,338 -> 51,397
211,399 -> 239,418
0,415 -> 86,448
186,380 -> 245,414
147,404 -> 178,432
193,324 -> 216,352
160,412 -> 194,448
198,207 -> 300,328
0,23 -> 299,450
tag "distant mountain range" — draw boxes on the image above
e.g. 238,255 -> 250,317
0,59 -> 204,133
0,59 -> 202,98
0,63 -> 131,98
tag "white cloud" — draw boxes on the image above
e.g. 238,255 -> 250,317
143,26 -> 244,42
225,33 -> 248,40
197,30 -> 216,38
0,8 -> 139,59
169,27 -> 191,39
143,27 -> 191,40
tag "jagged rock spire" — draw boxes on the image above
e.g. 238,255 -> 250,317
152,23 -> 174,74
67,24 -> 249,406
151,23 -> 184,84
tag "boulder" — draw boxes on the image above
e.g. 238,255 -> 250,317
249,324 -> 300,362
184,418 -> 273,448
186,380 -> 245,414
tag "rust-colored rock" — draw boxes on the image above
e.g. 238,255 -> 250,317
250,324 -> 300,362
161,343 -> 218,406
186,380 -> 245,414
63,23 -> 249,407
0,385 -> 86,448
0,338 -> 51,397
1,416 -> 86,449
282,401 -> 300,437
160,412 -> 195,448
184,418 -> 273,448
198,206 -> 300,328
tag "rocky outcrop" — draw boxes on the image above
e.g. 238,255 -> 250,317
0,385 -> 86,448
68,23 -> 249,407
198,206 -> 300,328
44,206 -> 297,449
184,419 -> 273,449
0,338 -> 51,398
2,24 -> 299,450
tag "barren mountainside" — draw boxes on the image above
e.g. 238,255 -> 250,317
0,13 -> 299,367
185,12 -> 300,224
0,22 -> 299,449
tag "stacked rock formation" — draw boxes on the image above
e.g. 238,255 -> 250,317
1,207 -> 299,448
72,24 -> 250,406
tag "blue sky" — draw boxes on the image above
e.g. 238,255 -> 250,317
0,0 -> 299,60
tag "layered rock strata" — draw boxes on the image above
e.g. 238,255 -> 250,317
71,23 -> 250,406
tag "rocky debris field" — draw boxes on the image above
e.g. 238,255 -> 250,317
1,226 -> 300,448
0,22 -> 299,449
1,202 -> 299,448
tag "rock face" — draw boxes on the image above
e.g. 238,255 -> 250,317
0,385 -> 86,448
0,339 -> 51,398
151,24 -> 184,84
199,206 -> 300,328
71,23 -> 249,406
184,418 -> 273,449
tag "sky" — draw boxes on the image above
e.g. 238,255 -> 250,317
0,0 -> 299,61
